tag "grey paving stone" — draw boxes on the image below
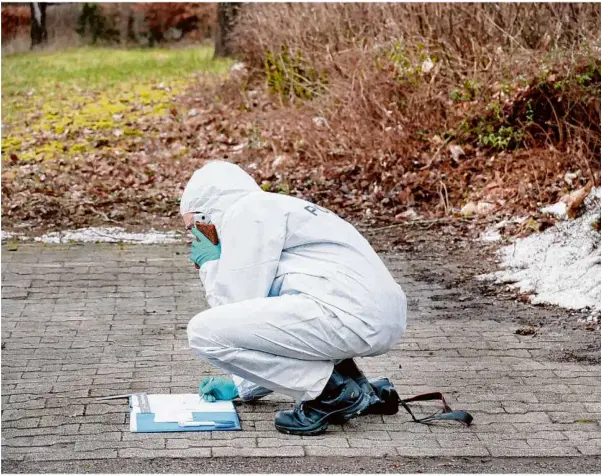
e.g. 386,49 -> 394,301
2,399 -> 46,411
397,446 -> 490,457
2,436 -> 35,447
577,443 -> 601,456
24,449 -> 118,461
341,429 -> 392,440
212,447 -> 304,457
168,438 -> 257,449
74,438 -> 166,452
304,446 -> 395,457
2,243 -> 600,462
564,431 -> 601,441
2,418 -> 41,429
487,446 -> 581,457
77,424 -> 128,435
1,425 -> 80,439
213,430 -> 299,440
31,432 -> 122,446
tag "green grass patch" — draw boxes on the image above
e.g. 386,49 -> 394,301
2,46 -> 231,94
1,46 -> 232,162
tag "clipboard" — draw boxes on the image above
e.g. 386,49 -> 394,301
129,393 -> 241,433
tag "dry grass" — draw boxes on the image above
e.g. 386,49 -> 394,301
220,3 -> 601,222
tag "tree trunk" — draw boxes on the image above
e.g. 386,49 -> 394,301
214,2 -> 241,58
118,3 -> 130,46
30,2 -> 48,49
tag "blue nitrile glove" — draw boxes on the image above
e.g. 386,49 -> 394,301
199,377 -> 239,402
189,227 -> 221,268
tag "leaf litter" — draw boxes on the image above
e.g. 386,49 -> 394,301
2,49 -> 600,320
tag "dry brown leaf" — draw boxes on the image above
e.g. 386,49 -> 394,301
561,181 -> 594,219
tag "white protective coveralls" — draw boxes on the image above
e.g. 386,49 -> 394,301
181,161 -> 407,402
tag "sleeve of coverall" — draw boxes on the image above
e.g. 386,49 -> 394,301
232,374 -> 273,402
202,208 -> 287,307
197,260 -> 219,307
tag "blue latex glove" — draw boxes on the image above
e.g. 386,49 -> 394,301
199,377 -> 239,402
189,227 -> 221,268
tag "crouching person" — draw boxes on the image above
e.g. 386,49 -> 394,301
180,161 -> 407,436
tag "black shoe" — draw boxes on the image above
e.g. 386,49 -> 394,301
368,377 -> 400,415
334,360 -> 400,417
274,369 -> 370,436
329,359 -> 382,424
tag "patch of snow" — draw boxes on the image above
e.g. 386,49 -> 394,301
35,227 -> 183,245
540,201 -> 567,220
1,231 -> 20,242
478,216 -> 528,243
579,313 -> 599,325
480,187 -> 601,314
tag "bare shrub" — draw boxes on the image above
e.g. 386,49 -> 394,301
1,6 -> 30,45
224,3 -> 601,220
47,4 -> 82,47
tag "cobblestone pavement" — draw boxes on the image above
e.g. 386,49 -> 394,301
1,243 -> 600,469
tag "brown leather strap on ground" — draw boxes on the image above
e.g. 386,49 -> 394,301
400,392 -> 473,425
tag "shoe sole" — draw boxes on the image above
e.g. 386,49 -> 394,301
275,421 -> 329,436
275,393 -> 371,435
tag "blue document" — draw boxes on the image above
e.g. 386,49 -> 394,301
129,393 -> 241,433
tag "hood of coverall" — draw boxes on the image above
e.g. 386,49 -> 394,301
180,161 -> 262,228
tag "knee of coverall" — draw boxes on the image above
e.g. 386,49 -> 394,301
371,286 -> 408,355
385,285 -> 407,340
187,310 -> 227,360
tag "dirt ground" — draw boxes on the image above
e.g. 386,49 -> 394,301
367,222 -> 600,364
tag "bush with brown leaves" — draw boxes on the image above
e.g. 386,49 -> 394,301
223,3 -> 601,224
1,6 -> 30,44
